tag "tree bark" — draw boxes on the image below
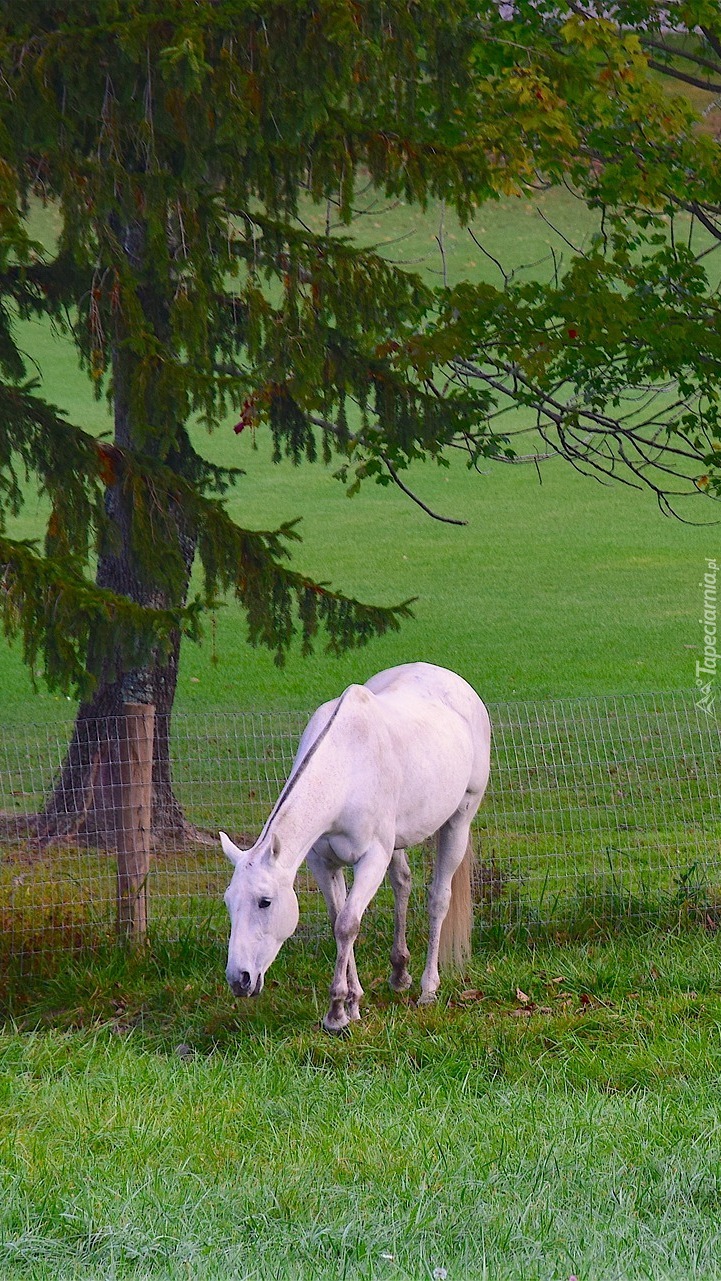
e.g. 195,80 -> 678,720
29,618 -> 200,849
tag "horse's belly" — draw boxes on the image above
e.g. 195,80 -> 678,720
390,741 -> 476,847
393,795 -> 467,849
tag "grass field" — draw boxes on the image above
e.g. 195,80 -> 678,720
2,190 -> 718,722
4,928 -> 721,1279
4,193 -> 721,1280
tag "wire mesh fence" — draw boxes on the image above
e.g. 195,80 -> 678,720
0,691 -> 719,962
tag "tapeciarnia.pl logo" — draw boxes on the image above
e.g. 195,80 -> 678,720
695,558 -> 718,715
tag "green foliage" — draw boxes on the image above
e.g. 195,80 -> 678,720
2,0 -> 721,699
0,0 -> 503,696
0,534 -> 199,696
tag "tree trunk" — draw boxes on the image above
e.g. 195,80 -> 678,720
30,620 -> 201,849
28,475 -> 203,848
27,215 -> 206,850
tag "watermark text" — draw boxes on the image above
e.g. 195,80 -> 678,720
695,558 -> 718,714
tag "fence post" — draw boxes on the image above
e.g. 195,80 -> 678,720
115,702 -> 155,941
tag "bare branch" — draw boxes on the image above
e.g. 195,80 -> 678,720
435,203 -> 448,288
489,449 -> 557,464
468,228 -> 510,285
684,202 -> 721,243
380,454 -> 468,525
536,206 -> 585,255
640,33 -> 721,77
646,58 -> 721,95
701,25 -> 721,63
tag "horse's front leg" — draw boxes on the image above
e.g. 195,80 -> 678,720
307,846 -> 362,1024
324,842 -> 390,1034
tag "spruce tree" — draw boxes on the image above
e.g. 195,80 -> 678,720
0,1 -> 506,843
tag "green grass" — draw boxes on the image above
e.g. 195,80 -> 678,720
2,189 -> 717,722
3,928 -> 721,1279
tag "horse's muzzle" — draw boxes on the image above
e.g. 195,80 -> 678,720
228,970 -> 263,998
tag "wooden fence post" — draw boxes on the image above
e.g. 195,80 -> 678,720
115,702 -> 155,941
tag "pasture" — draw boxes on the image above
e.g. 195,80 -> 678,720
3,189 -> 717,719
2,189 -> 721,1279
4,930 -> 721,1279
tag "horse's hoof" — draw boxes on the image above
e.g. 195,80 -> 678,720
389,971 -> 413,993
417,990 -> 437,1006
346,1003 -> 362,1021
323,1013 -> 351,1035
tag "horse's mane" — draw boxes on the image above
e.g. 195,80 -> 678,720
260,687 -> 351,837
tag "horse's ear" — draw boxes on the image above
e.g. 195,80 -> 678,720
270,832 -> 282,861
219,831 -> 244,866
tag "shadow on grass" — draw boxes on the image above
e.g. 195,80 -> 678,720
1,875 -> 720,1058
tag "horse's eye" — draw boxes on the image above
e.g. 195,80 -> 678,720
258,897 -> 272,910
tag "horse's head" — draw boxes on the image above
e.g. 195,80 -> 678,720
220,830 -> 299,998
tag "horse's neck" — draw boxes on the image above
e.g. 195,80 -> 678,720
265,719 -> 348,872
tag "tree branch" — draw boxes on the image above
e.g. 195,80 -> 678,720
640,33 -> 721,77
701,26 -> 721,63
646,58 -> 721,95
380,454 -> 468,525
305,411 -> 469,524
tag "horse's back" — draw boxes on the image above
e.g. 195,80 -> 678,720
365,663 -> 490,772
364,661 -> 479,706
364,664 -> 491,841
299,663 -> 489,763
294,664 -> 490,852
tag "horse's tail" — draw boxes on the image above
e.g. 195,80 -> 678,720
438,834 -> 474,972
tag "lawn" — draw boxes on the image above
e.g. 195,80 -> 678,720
3,928 -> 721,1279
2,189 -> 717,722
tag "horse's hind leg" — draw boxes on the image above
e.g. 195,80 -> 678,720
419,815 -> 472,1006
387,848 -> 412,992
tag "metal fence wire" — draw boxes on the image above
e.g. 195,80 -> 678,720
0,691 -> 719,959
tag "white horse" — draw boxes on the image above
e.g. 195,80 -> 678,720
220,662 -> 491,1032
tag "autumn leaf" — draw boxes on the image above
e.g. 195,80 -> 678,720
96,443 -> 120,486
